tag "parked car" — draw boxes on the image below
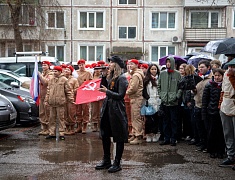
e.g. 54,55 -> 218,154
0,54 -> 59,77
0,81 -> 39,125
0,69 -> 31,90
0,94 -> 17,131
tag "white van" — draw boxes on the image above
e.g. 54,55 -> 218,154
0,52 -> 60,77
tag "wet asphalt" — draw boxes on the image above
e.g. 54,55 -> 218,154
0,124 -> 234,180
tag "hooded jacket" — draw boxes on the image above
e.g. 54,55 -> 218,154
157,57 -> 181,106
126,68 -> 144,99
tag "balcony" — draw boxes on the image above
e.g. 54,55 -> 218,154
184,28 -> 227,41
184,0 -> 230,7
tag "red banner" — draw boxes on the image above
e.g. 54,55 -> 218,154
76,79 -> 106,104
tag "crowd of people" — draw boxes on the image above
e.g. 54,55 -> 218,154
37,54 -> 235,173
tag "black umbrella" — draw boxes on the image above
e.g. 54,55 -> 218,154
201,37 -> 235,55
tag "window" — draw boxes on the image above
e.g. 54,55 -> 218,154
0,5 -> 35,25
152,12 -> 176,29
7,44 -> 15,57
119,26 -> 136,39
233,10 -> 235,28
47,12 -> 64,28
119,0 -> 136,4
151,46 -> 175,62
79,12 -> 104,29
191,11 -> 219,28
80,45 -> 104,61
48,45 -> 64,61
0,5 -> 11,24
24,45 -> 32,52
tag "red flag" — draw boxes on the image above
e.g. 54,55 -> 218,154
76,79 -> 106,104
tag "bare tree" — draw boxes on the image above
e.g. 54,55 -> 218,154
0,0 -> 62,52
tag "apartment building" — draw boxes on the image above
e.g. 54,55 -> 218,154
0,0 -> 234,64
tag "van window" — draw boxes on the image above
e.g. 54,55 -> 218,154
0,61 -> 59,77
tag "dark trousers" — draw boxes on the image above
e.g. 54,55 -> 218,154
162,105 -> 178,143
178,105 -> 192,139
102,137 -> 124,161
145,112 -> 158,134
194,107 -> 207,147
207,114 -> 225,155
190,107 -> 199,142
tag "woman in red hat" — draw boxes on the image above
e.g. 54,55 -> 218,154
44,66 -> 74,140
76,59 -> 93,134
38,61 -> 53,136
64,65 -> 79,135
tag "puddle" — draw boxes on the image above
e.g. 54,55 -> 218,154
124,149 -> 187,168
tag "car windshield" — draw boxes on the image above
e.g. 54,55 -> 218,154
5,71 -> 21,78
0,81 -> 12,89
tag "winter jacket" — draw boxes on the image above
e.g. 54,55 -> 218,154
67,75 -> 79,98
142,79 -> 161,112
39,69 -> 53,99
157,56 -> 181,106
126,68 -> 144,99
45,74 -> 74,107
100,74 -> 129,143
220,71 -> 235,116
76,70 -> 93,86
194,71 -> 213,108
201,80 -> 222,121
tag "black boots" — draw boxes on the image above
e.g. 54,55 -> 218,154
95,157 -> 111,170
108,159 -> 122,173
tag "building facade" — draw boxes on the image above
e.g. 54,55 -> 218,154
0,0 -> 234,64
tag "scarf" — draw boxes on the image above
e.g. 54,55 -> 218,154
198,70 -> 211,79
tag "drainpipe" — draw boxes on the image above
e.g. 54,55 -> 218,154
142,0 -> 145,61
110,0 -> 113,58
70,0 -> 73,63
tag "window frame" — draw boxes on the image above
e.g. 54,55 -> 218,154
78,11 -> 105,30
46,11 -> 65,29
151,11 -> 177,30
46,45 -> 65,62
233,10 -> 235,29
0,4 -> 36,26
118,0 -> 137,5
189,10 -> 221,28
78,44 -> 105,62
118,26 -> 137,40
150,45 -> 176,63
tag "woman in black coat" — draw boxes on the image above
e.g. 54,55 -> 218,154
201,68 -> 225,158
95,55 -> 128,173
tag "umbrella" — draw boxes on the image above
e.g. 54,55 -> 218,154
159,55 -> 187,66
187,54 -> 214,68
182,52 -> 202,60
201,37 -> 235,55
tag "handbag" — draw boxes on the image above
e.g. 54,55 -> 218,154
140,101 -> 156,116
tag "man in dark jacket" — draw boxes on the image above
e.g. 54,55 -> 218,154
157,57 -> 181,146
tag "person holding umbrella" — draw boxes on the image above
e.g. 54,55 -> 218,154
221,54 -> 235,70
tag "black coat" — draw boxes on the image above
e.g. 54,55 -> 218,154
100,74 -> 128,143
201,80 -> 222,121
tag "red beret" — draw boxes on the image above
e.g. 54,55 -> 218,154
129,59 -> 139,65
140,64 -> 149,69
66,65 -> 74,72
91,63 -> 97,68
42,61 -> 51,66
85,64 -> 92,68
77,59 -> 86,65
53,66 -> 62,72
94,64 -> 101,69
97,61 -> 105,65
60,64 -> 67,68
